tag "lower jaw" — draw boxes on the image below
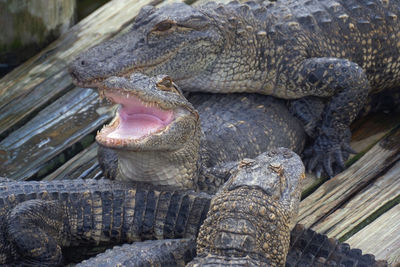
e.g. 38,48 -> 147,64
116,150 -> 197,190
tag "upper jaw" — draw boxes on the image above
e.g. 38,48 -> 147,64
71,77 -> 103,88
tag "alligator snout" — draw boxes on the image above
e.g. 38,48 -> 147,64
68,55 -> 98,87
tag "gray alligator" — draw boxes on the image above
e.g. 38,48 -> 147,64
0,72 -> 305,265
69,0 -> 400,177
0,179 -> 211,266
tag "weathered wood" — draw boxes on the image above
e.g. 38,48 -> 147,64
297,126 -> 400,228
350,112 -> 400,156
310,160 -> 400,238
0,0 -> 76,65
0,0 -> 398,262
346,204 -> 400,266
0,87 -> 113,180
43,142 -> 100,181
0,0 -> 159,137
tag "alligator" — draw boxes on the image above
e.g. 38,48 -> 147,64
69,0 -> 400,177
94,73 -> 305,192
0,151 -> 386,266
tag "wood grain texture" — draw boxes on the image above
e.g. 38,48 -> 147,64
297,126 -> 400,228
43,143 -> 100,181
0,87 -> 113,180
346,204 -> 400,266
311,160 -> 400,238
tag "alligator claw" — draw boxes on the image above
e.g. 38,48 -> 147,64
323,155 -> 334,178
306,152 -> 320,173
315,165 -> 323,179
334,150 -> 345,169
343,143 -> 357,154
303,133 -> 356,178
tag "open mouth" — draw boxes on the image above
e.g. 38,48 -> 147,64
96,90 -> 175,146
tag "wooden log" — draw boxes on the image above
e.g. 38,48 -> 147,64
0,87 -> 114,180
310,160 -> 400,238
0,0 -> 76,67
345,204 -> 400,266
43,142 -> 100,181
297,126 -> 400,228
0,0 -> 159,138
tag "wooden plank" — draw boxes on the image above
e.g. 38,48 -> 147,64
350,112 -> 400,156
0,0 -> 159,137
297,126 -> 400,228
310,160 -> 400,238
0,87 -> 114,181
346,204 -> 400,266
43,143 -> 101,181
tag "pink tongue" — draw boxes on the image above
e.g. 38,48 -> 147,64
104,92 -> 174,139
107,113 -> 169,139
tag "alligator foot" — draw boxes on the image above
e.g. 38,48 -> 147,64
303,127 -> 355,178
5,199 -> 65,266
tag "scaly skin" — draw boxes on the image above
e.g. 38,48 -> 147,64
0,179 -> 211,265
0,74 -> 388,265
76,226 -> 388,267
76,239 -> 196,266
69,0 -> 400,177
74,150 -> 386,267
95,73 -> 305,192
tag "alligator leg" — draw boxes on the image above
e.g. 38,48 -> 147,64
290,57 -> 370,177
0,180 -> 212,266
288,96 -> 325,139
97,145 -> 118,179
5,199 -> 66,266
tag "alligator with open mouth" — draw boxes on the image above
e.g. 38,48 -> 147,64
95,73 -> 306,192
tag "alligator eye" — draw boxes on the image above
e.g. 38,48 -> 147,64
156,75 -> 180,93
153,20 -> 176,32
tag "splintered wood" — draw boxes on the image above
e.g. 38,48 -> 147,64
346,204 -> 400,265
298,127 -> 400,265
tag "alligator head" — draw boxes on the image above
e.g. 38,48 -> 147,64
96,73 -> 201,189
69,2 -> 275,93
190,148 -> 305,266
70,3 -> 223,89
